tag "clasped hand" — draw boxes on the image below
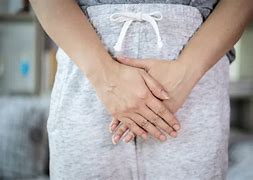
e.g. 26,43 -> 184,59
108,56 -> 199,144
92,54 -> 199,144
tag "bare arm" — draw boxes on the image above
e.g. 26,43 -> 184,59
30,0 -> 181,141
111,0 -> 253,142
179,0 -> 253,78
29,0 -> 115,81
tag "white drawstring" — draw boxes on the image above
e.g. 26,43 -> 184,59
110,11 -> 163,52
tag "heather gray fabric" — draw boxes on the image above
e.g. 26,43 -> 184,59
76,0 -> 236,63
76,0 -> 218,20
47,4 -> 230,180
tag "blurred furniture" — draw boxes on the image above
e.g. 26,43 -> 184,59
0,96 -> 50,180
228,21 -> 253,179
228,128 -> 253,180
229,20 -> 253,131
230,81 -> 253,131
0,13 -> 46,95
230,21 -> 253,81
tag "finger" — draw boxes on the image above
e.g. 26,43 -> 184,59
116,56 -> 170,100
112,122 -> 128,144
140,70 -> 170,100
147,97 -> 180,131
143,105 -> 177,138
115,56 -> 151,72
119,116 -> 148,141
109,117 -> 120,133
123,131 -> 135,143
130,113 -> 166,142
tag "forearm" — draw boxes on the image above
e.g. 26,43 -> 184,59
178,0 -> 253,80
29,0 -> 116,83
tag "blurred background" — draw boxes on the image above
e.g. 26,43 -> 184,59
0,0 -> 252,180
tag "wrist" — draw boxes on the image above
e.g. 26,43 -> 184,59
178,55 -> 209,80
87,57 -> 120,89
177,56 -> 206,85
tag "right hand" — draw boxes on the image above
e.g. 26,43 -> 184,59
91,60 -> 180,143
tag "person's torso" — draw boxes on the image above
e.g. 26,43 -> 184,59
76,0 -> 219,20
76,0 -> 236,63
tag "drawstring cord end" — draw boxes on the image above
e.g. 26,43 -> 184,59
113,43 -> 122,52
157,40 -> 163,49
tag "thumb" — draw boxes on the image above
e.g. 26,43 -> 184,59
140,71 -> 170,100
116,56 -> 151,72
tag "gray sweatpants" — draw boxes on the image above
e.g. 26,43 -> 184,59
47,4 -> 230,180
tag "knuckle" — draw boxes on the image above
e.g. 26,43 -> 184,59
122,124 -> 128,128
126,121 -> 135,128
140,120 -> 149,128
137,90 -> 150,100
144,66 -> 149,73
151,116 -> 160,126
158,107 -> 167,116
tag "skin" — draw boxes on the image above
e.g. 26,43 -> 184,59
111,58 -> 193,143
111,0 -> 253,144
29,0 -> 181,142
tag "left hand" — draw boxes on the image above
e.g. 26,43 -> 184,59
110,56 -> 202,144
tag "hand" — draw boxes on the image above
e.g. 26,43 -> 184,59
110,56 -> 201,143
92,60 -> 180,142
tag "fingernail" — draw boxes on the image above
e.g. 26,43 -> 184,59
112,136 -> 117,145
170,131 -> 177,138
161,90 -> 170,100
112,135 -> 120,144
111,124 -> 117,132
141,133 -> 148,140
173,124 -> 180,131
159,134 -> 167,141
